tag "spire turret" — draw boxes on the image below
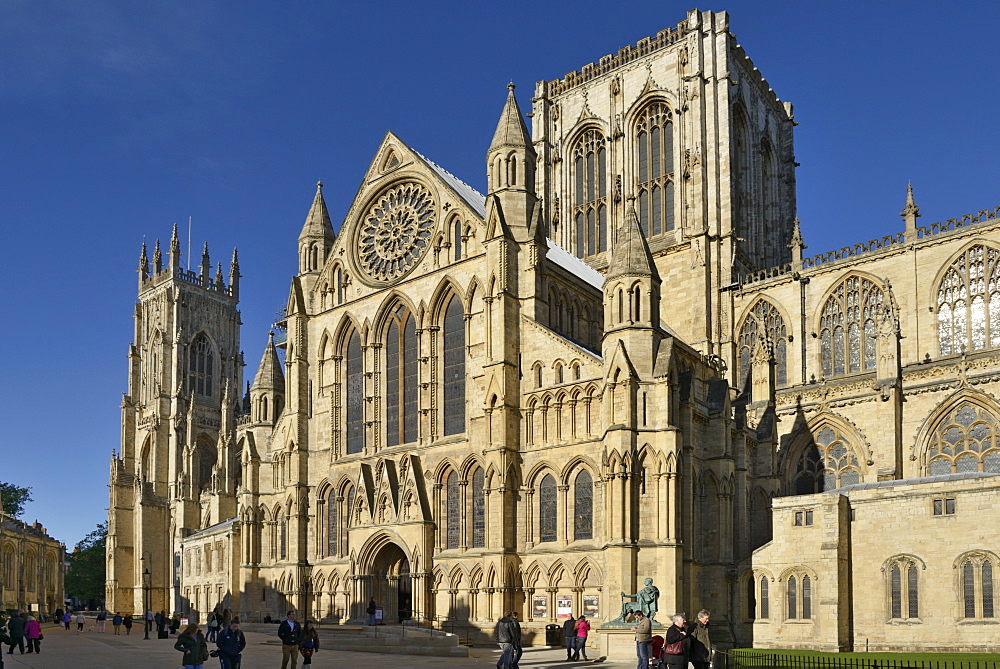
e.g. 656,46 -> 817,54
789,217 -> 806,269
901,183 -> 921,240
606,199 -> 658,282
139,242 -> 149,280
298,181 -> 336,275
169,223 -> 181,270
153,240 -> 163,273
488,83 -> 534,155
200,242 -> 211,284
229,248 -> 241,298
214,262 -> 225,289
249,331 -> 286,424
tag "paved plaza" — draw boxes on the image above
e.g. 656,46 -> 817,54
1,624 -> 649,669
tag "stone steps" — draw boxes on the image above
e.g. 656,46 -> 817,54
252,624 -> 470,658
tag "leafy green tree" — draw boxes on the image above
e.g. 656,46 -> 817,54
0,482 -> 33,517
65,522 -> 107,604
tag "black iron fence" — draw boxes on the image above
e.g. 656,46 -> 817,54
719,649 -> 999,669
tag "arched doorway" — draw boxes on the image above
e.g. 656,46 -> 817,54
370,542 -> 411,624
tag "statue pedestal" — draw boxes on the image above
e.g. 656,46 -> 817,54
595,621 -> 664,661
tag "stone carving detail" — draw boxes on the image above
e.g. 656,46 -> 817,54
357,183 -> 436,283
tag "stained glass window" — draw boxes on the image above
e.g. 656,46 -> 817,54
890,564 -> 902,619
737,300 -> 789,392
189,333 -> 214,397
539,474 -> 557,543
386,307 -> 418,447
820,276 -> 883,377
926,402 -> 1000,475
446,471 -> 460,549
572,129 -> 607,257
472,468 -> 485,548
964,561 -> 976,618
453,220 -> 463,261
760,577 -> 769,619
327,489 -> 338,556
574,470 -> 593,541
792,425 -> 861,493
344,486 -> 354,554
636,103 -> 674,236
346,331 -> 364,454
443,296 -> 465,436
938,245 -> 1000,355
983,562 -> 995,618
802,575 -> 811,619
908,563 -> 919,619
787,576 -> 797,619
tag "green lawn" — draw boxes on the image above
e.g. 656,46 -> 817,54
729,648 -> 1000,667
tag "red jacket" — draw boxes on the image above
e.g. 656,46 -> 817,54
24,620 -> 41,639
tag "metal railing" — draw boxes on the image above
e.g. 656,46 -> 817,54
719,649 -> 999,669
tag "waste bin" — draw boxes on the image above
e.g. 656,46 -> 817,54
545,623 -> 562,646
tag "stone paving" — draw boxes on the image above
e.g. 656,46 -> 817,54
0,624 -> 649,669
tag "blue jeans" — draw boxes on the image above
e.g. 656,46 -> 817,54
497,642 -> 514,668
512,642 -> 522,667
575,636 -> 588,659
367,613 -> 376,625
636,640 -> 651,669
566,637 -> 576,654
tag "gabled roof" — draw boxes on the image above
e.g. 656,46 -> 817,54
546,239 -> 604,290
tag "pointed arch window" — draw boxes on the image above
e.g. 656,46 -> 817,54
326,489 -> 338,557
346,331 -> 364,454
446,471 -> 460,550
959,553 -> 998,619
189,333 -> 214,397
572,128 -> 608,257
760,576 -> 769,619
386,306 -> 418,447
786,572 -> 812,620
938,245 -> 1000,355
472,468 -> 485,548
737,300 -> 788,390
888,557 -> 920,620
574,469 -> 593,541
926,402 -> 1000,475
539,473 -> 557,543
791,425 -> 861,494
820,276 -> 883,377
442,296 -> 466,436
453,219 -> 463,261
344,486 -> 355,554
636,102 -> 675,236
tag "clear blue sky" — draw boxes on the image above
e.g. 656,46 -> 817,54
1,1 -> 997,549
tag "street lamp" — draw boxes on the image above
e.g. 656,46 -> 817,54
142,567 -> 151,640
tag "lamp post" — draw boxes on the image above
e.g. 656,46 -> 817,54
142,567 -> 151,640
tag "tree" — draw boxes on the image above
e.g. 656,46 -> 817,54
0,482 -> 33,517
65,522 -> 107,605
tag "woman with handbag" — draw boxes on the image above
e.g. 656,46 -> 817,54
24,614 -> 42,654
299,620 -> 320,665
661,614 -> 690,667
174,623 -> 209,669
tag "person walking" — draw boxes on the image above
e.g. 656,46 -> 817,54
662,614 -> 690,667
123,614 -> 133,635
173,623 -> 208,669
60,611 -> 71,630
574,614 -> 591,661
492,612 -> 515,669
366,597 -> 378,625
23,615 -> 41,654
509,611 -> 523,669
277,610 -> 302,669
216,618 -> 246,669
75,612 -> 85,633
145,609 -> 154,634
206,611 -> 219,642
687,610 -> 713,669
299,620 -> 320,665
112,613 -> 123,635
631,609 -> 651,669
7,611 -> 26,654
562,614 -> 577,660
96,610 -> 107,633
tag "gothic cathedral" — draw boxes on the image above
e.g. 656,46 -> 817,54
109,9 -> 1000,653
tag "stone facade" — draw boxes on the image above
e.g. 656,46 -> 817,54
108,8 -> 999,652
1,513 -> 65,616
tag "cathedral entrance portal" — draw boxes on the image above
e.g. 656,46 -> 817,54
369,542 -> 411,624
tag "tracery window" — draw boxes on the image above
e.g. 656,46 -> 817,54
442,296 -> 466,436
636,102 -> 675,236
574,469 -> 593,541
786,573 -> 812,620
472,468 -> 485,548
938,245 -> 1000,355
572,128 -> 608,257
446,471 -> 460,550
888,557 -> 920,620
792,425 -> 861,494
346,331 -> 364,454
539,474 -> 557,543
760,576 -> 770,619
344,487 -> 355,554
737,299 -> 788,390
960,553 -> 997,619
746,573 -> 769,620
385,306 -> 418,447
820,276 -> 883,377
453,220 -> 463,261
926,402 -> 1000,475
189,333 -> 214,397
326,488 -> 338,557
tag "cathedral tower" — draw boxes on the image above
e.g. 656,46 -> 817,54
107,228 -> 243,614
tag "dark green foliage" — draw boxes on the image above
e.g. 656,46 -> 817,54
0,482 -> 33,518
65,522 -> 107,602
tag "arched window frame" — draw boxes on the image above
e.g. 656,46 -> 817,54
452,218 -> 463,262
885,556 -> 922,621
471,467 -> 485,549
937,245 -> 1000,356
571,127 -> 608,258
957,551 -> 999,620
189,333 -> 215,397
538,473 -> 557,543
441,294 -> 466,436
445,469 -> 460,550
784,570 -> 814,621
737,299 -> 789,390
384,304 -> 419,448
573,469 -> 594,541
819,276 -> 883,377
635,101 -> 675,236
788,421 -> 864,494
924,399 -> 1000,476
344,329 -> 364,454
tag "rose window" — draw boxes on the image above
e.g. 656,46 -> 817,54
357,183 -> 436,282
